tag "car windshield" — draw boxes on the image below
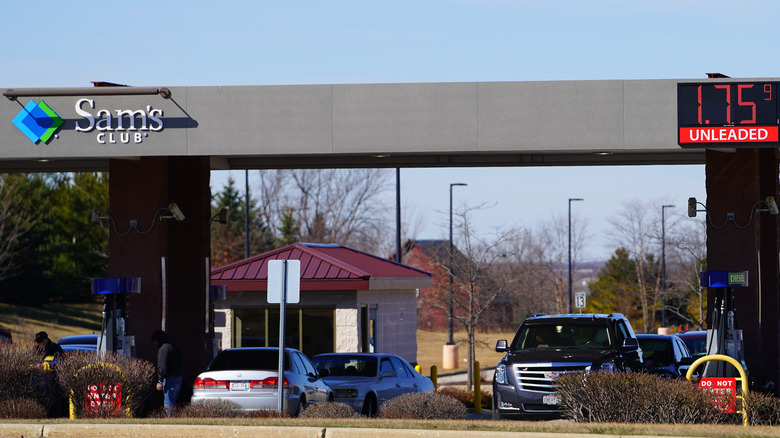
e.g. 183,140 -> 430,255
312,355 -> 378,377
510,322 -> 612,350
208,349 -> 289,372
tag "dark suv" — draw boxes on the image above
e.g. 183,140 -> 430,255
492,313 -> 643,419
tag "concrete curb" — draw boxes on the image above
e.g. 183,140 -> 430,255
0,423 -> 700,438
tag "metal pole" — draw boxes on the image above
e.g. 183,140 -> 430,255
568,198 -> 583,314
277,260 -> 287,413
396,168 -> 401,263
245,169 -> 250,259
448,183 -> 467,344
661,204 -> 675,327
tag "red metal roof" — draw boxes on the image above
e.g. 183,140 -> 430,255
211,242 -> 431,291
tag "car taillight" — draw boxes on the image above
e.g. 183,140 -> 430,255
193,377 -> 228,389
250,377 -> 289,388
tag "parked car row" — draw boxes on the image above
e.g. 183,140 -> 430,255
191,348 -> 434,417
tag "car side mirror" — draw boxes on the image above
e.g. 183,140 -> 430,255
679,357 -> 695,366
495,339 -> 508,352
620,338 -> 639,350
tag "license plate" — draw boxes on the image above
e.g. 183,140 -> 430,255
229,381 -> 249,391
542,394 -> 560,405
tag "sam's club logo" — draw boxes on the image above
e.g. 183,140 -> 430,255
12,100 -> 63,144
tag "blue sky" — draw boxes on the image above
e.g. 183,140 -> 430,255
4,0 -> 778,259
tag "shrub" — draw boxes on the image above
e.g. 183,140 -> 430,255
176,399 -> 243,418
744,391 -> 780,425
245,409 -> 290,418
299,401 -> 360,419
379,392 -> 467,420
556,371 -> 725,424
437,386 -> 492,410
0,398 -> 46,419
56,351 -> 156,419
0,342 -> 62,416
0,343 -> 41,401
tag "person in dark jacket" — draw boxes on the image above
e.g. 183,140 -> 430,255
33,331 -> 65,417
151,329 -> 182,415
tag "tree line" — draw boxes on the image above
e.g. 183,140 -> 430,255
0,169 -> 707,337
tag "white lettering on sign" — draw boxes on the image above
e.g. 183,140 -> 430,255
74,98 -> 163,144
679,126 -> 779,144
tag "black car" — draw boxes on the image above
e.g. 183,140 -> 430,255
492,313 -> 643,419
675,330 -> 708,359
637,334 -> 695,378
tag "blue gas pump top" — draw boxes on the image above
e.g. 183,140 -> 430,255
700,271 -> 749,288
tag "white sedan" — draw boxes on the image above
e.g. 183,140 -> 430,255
192,347 -> 332,415
311,352 -> 434,417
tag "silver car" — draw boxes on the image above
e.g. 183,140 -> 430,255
311,352 -> 434,417
191,347 -> 332,415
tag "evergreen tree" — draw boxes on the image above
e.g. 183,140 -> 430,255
0,173 -> 109,304
275,207 -> 299,247
585,248 -> 641,323
211,177 -> 275,267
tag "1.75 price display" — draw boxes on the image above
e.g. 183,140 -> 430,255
678,82 -> 779,145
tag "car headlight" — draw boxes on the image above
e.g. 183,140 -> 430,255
334,389 -> 359,399
495,364 -> 507,384
600,361 -> 616,373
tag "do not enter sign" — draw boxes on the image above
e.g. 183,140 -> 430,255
699,378 -> 736,413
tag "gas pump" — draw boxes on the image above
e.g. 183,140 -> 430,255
700,271 -> 749,377
91,277 -> 141,357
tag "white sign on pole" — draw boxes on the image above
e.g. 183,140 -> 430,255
267,260 -> 300,304
575,291 -> 587,309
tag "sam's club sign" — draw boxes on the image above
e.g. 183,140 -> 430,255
11,98 -> 164,145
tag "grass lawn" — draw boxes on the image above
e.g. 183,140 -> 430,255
416,329 -> 516,376
0,301 -> 103,344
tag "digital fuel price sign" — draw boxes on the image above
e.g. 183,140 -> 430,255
678,82 -> 780,146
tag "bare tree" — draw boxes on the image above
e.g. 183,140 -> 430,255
0,175 -> 40,282
255,169 -> 393,253
427,203 -> 521,389
608,199 -> 660,333
663,216 -> 707,329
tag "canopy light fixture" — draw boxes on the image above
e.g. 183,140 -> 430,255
4,87 -> 171,100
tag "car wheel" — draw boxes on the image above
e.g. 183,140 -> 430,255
294,396 -> 307,417
362,393 -> 377,417
492,393 -> 502,420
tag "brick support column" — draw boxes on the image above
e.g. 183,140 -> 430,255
706,148 -> 780,392
108,156 -> 212,400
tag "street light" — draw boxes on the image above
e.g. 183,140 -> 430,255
449,183 -> 467,345
661,204 -> 675,327
568,198 -> 584,314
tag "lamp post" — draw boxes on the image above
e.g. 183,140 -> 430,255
568,198 -> 583,314
661,204 -> 675,327
448,183 -> 467,345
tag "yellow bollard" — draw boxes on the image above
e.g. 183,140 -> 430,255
430,365 -> 438,392
473,361 -> 482,414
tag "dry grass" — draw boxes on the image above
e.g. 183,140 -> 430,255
415,329 -> 515,375
5,417 -> 779,437
0,302 -> 102,344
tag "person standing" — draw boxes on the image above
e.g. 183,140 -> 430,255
151,329 -> 182,415
33,331 -> 64,417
